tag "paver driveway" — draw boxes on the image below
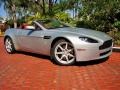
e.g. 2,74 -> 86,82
0,37 -> 120,90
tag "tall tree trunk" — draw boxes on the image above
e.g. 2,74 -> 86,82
42,0 -> 45,15
73,8 -> 75,18
49,0 -> 53,15
12,4 -> 17,28
75,3 -> 78,19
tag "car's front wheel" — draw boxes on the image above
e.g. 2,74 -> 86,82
5,37 -> 15,54
52,40 -> 75,65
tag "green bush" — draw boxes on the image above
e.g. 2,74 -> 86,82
113,21 -> 120,30
108,29 -> 120,46
54,12 -> 72,23
76,20 -> 94,29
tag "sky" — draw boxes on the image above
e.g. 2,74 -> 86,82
0,4 -> 7,18
0,2 -> 73,19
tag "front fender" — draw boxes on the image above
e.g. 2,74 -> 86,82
4,29 -> 19,50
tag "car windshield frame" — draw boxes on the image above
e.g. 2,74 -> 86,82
37,19 -> 69,29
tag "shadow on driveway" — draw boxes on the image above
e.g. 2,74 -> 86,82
16,51 -> 50,60
16,51 -> 109,66
75,57 -> 109,66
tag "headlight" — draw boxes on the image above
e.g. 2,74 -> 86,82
79,37 -> 98,43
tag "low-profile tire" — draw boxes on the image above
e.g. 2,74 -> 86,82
51,39 -> 75,66
4,37 -> 16,54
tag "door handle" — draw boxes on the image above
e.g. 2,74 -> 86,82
43,36 -> 51,39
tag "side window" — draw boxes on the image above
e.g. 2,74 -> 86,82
32,22 -> 42,30
20,22 -> 42,30
20,23 -> 35,30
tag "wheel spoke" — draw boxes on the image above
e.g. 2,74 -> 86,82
56,51 -> 64,55
58,45 -> 64,51
6,44 -> 12,50
6,39 -> 11,46
68,53 -> 74,58
9,46 -> 12,50
60,55 -> 65,60
6,45 -> 10,49
65,55 -> 69,62
8,42 -> 12,46
68,49 -> 73,53
6,45 -> 11,52
6,46 -> 9,49
65,43 -> 68,49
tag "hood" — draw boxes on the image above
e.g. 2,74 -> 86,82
56,27 -> 112,41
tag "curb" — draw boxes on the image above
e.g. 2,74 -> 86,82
112,47 -> 120,52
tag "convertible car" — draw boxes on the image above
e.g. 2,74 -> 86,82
4,19 -> 113,65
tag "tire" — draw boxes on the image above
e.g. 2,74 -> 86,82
51,39 -> 75,65
4,37 -> 15,54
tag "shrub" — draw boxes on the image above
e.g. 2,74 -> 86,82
107,29 -> 120,46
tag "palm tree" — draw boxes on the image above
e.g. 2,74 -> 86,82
0,0 -> 18,28
0,0 -> 32,28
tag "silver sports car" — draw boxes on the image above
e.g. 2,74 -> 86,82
4,19 -> 113,65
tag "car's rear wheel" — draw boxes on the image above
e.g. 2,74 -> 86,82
52,40 -> 75,65
5,37 -> 15,54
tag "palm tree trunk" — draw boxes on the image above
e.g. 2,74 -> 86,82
12,4 -> 17,28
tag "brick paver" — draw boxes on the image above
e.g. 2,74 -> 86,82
0,37 -> 120,90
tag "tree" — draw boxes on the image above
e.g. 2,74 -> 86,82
0,0 -> 18,28
0,0 -> 33,28
77,0 -> 120,31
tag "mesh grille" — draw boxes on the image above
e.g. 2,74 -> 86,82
100,50 -> 111,56
99,40 -> 112,50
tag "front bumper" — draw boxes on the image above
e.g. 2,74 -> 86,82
75,42 -> 113,62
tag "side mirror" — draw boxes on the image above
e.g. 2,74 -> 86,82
25,26 -> 35,30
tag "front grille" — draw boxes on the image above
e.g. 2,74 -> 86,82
99,39 -> 112,50
100,50 -> 111,56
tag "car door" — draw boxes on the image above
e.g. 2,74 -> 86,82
17,24 -> 51,55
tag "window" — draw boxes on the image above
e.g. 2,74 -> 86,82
37,19 -> 69,29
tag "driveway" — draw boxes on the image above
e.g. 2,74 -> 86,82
0,37 -> 120,90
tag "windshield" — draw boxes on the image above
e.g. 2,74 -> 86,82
37,19 -> 69,29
